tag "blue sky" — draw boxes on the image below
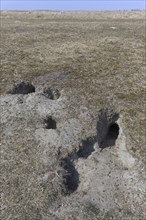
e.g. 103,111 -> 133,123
1,1 -> 145,11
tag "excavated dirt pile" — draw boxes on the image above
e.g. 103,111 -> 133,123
1,81 -> 145,220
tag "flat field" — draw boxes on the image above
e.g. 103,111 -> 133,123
0,11 -> 146,220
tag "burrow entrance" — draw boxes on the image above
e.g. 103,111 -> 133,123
97,109 -> 119,149
44,116 -> 57,129
43,88 -> 60,100
60,137 -> 96,195
61,157 -> 80,195
8,82 -> 35,94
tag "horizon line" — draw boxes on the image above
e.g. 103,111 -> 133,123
1,9 -> 145,11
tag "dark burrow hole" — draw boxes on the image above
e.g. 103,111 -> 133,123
61,157 -> 80,195
77,137 -> 96,159
8,81 -> 35,94
43,88 -> 60,100
60,137 -> 95,195
44,116 -> 56,129
99,123 -> 119,148
97,109 -> 120,149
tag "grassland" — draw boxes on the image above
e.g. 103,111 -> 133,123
0,11 -> 145,220
1,10 -> 145,158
